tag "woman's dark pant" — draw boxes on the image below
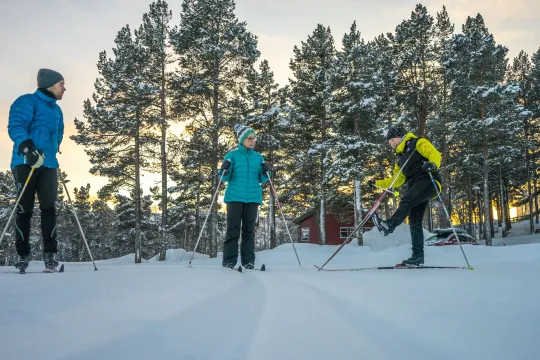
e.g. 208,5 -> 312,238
222,202 -> 259,267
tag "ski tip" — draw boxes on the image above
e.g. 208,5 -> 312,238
237,266 -> 243,273
59,264 -> 65,273
260,264 -> 266,272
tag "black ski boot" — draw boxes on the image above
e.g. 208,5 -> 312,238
372,212 -> 393,236
43,252 -> 59,272
14,254 -> 30,273
243,263 -> 254,270
400,254 -> 424,267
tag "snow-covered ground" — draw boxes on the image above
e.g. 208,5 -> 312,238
1,227 -> 540,360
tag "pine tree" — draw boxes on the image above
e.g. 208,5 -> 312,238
288,24 -> 336,245
167,130 -> 216,254
508,50 -> 536,234
364,33 -> 400,219
71,25 -> 159,262
327,21 -> 379,243
245,59 -> 287,249
527,49 -> 540,224
170,0 -> 260,255
0,170 -> 18,265
429,6 -> 455,228
393,4 -> 439,135
444,14 -> 524,244
136,0 -> 175,260
90,197 -> 117,260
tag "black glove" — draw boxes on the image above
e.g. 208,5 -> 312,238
262,162 -> 272,172
220,159 -> 231,172
18,139 -> 45,169
367,180 -> 376,189
422,161 -> 436,172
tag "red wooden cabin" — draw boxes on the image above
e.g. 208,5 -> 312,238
292,206 -> 374,245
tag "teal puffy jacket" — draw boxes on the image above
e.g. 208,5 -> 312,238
219,145 -> 270,204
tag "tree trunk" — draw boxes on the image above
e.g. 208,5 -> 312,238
354,179 -> 363,245
352,112 -> 363,245
195,163 -> 201,250
499,166 -> 507,237
527,170 -> 535,234
159,61 -> 168,261
504,179 -> 512,232
467,175 -> 474,236
269,184 -> 276,249
482,147 -> 491,246
534,176 -> 539,224
319,186 -> 326,245
209,86 -> 220,257
135,107 -> 142,263
441,134 -> 451,226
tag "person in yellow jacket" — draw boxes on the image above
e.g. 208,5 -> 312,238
370,127 -> 442,266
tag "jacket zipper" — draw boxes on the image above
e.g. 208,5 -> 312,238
246,152 -> 250,200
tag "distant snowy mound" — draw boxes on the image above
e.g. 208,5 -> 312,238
362,223 -> 432,251
148,248 -> 209,262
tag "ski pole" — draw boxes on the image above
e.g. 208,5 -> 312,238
0,168 -> 34,247
59,170 -> 98,271
266,170 -> 302,267
317,149 -> 417,271
188,171 -> 225,267
373,184 -> 399,196
427,171 -> 473,270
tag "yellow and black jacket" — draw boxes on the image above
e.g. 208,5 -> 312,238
375,132 -> 442,191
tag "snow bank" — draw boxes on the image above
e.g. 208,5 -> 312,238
147,248 -> 210,263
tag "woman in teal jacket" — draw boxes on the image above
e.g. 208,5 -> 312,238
219,124 -> 271,269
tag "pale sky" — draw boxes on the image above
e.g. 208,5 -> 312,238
1,0 -> 539,196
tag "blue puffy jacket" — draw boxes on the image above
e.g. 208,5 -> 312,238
219,145 -> 270,205
8,90 -> 64,169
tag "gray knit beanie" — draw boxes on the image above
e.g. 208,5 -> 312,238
37,68 -> 64,89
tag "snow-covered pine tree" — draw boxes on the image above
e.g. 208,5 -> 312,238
167,129 -> 216,254
170,0 -> 259,256
393,4 -> 439,136
71,25 -> 159,262
90,196 -> 117,260
363,33 -> 400,219
508,51 -> 536,234
429,6 -> 455,228
135,0 -> 175,260
288,24 -> 336,245
527,49 -> 540,224
111,190 -> 158,260
444,14 -> 523,244
0,171 -> 18,265
245,59 -> 288,249
72,185 -> 95,261
327,21 -> 379,244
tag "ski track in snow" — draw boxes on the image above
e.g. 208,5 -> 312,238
64,269 -> 267,360
2,235 -> 540,360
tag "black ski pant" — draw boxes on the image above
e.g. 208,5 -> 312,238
222,202 -> 259,267
12,165 -> 58,256
389,176 -> 438,257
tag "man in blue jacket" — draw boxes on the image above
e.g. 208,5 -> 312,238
7,68 -> 65,272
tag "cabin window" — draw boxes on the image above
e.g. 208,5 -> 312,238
340,227 -> 356,238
